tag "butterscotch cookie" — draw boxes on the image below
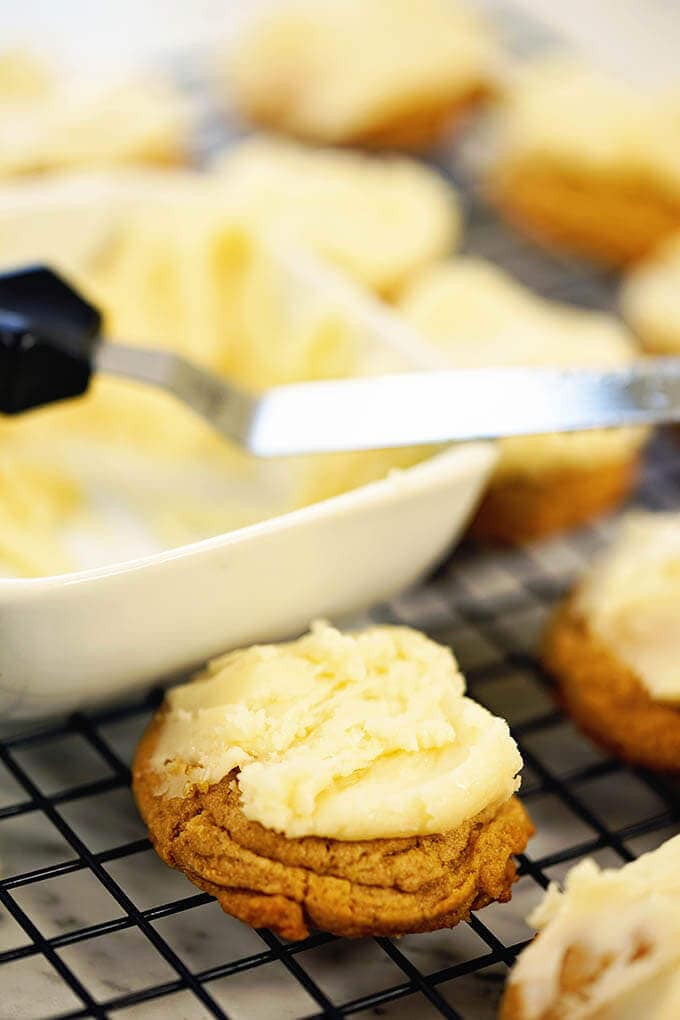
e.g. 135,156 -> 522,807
398,258 -> 648,544
489,58 -> 680,265
228,0 -> 500,151
469,458 -> 639,545
620,234 -> 680,354
500,835 -> 680,1020
542,513 -> 680,772
0,50 -> 52,103
133,623 -> 533,939
0,77 -> 187,177
214,137 -> 461,298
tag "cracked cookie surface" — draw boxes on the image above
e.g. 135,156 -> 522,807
133,713 -> 533,940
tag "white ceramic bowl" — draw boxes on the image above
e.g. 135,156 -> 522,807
0,442 -> 496,718
0,174 -> 497,718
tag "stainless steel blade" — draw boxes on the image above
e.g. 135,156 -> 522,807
97,343 -> 680,457
247,361 -> 680,455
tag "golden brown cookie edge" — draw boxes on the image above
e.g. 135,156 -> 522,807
469,455 -> 639,545
542,599 -> 680,773
238,83 -> 491,152
133,710 -> 533,939
489,162 -> 680,266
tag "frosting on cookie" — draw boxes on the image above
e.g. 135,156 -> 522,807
621,234 -> 680,353
0,78 -> 186,176
497,58 -> 680,196
149,622 -> 522,840
399,258 -> 647,478
574,512 -> 680,704
215,137 -> 460,295
507,835 -> 680,1020
0,50 -> 53,103
230,0 -> 499,143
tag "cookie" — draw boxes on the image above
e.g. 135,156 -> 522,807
541,512 -> 680,772
500,836 -> 680,1020
620,234 -> 680,354
0,78 -> 187,177
399,258 -> 648,543
0,50 -> 53,103
135,718 -> 532,939
228,0 -> 499,151
214,137 -> 461,298
489,58 -> 680,265
132,622 -> 532,939
542,599 -> 680,773
469,457 -> 639,545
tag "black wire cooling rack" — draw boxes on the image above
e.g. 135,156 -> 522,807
2,12 -> 680,1017
1,423 -> 679,1020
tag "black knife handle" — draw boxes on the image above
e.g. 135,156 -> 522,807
0,265 -> 101,414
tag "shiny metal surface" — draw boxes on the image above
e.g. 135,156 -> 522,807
97,343 -> 680,457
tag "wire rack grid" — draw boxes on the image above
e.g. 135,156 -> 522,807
1,436 -> 679,1020
2,19 -> 680,1020
3,371 -> 680,1015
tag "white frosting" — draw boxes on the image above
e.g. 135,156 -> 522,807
508,837 -> 680,1020
497,57 -> 680,197
574,512 -> 680,704
399,258 -> 647,478
150,622 -> 522,840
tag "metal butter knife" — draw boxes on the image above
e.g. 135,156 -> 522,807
3,265 -> 680,457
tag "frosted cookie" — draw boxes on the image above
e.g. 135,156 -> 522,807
214,137 -> 460,297
228,0 -> 500,150
489,58 -> 680,265
0,51 -> 52,103
542,513 -> 680,772
500,835 -> 680,1020
0,77 -> 187,176
399,258 -> 648,543
620,234 -> 680,353
133,623 -> 533,940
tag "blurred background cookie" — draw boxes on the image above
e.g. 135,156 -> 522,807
0,74 -> 187,176
214,137 -> 461,297
488,57 -> 680,265
620,234 -> 680,353
542,512 -> 680,772
500,835 -> 680,1020
227,0 -> 501,151
399,258 -> 649,542
134,622 -> 532,939
0,48 -> 53,102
